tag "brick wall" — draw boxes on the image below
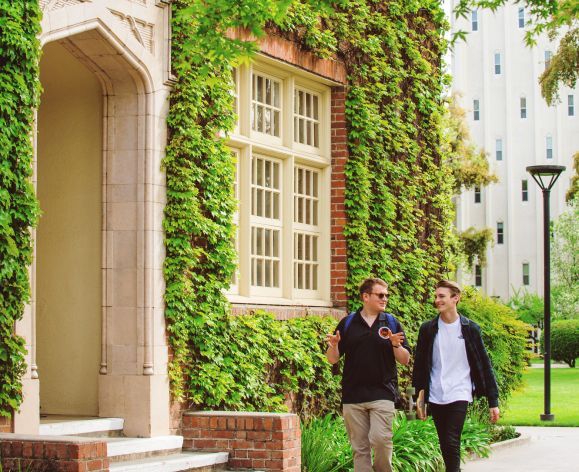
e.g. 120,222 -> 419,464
183,411 -> 300,471
330,86 -> 349,308
0,434 -> 108,472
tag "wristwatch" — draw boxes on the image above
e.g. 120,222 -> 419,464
392,344 -> 400,349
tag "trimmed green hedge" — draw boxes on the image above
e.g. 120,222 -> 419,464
542,319 -> 579,368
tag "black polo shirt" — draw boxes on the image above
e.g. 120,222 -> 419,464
335,309 -> 411,404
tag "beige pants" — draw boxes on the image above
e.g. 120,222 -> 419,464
343,400 -> 395,472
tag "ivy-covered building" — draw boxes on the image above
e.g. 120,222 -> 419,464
1,0 -> 451,447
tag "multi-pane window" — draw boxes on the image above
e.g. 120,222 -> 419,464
471,10 -> 479,31
250,155 -> 281,289
474,186 -> 481,204
523,263 -> 530,286
294,89 -> 320,148
251,72 -> 281,137
293,166 -> 320,291
230,150 -> 240,290
569,95 -> 575,116
518,7 -> 525,28
496,138 -> 503,161
546,135 -> 553,159
497,222 -> 504,244
522,179 -> 529,202
494,53 -> 501,75
475,265 -> 482,287
520,96 -> 527,119
473,99 -> 480,121
544,50 -> 553,70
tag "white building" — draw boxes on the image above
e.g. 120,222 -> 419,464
451,2 -> 579,300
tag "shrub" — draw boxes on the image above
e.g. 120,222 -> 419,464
541,320 -> 579,367
458,287 -> 529,413
301,413 -> 490,472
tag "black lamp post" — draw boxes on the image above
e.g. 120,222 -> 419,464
526,164 -> 566,422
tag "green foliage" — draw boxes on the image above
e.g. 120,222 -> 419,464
542,320 -> 579,367
0,1 -> 41,417
488,423 -> 518,443
507,289 -> 544,325
166,0 -> 454,404
540,27 -> 579,105
566,152 -> 579,203
459,288 -> 529,409
457,226 -> 494,268
301,413 -> 491,472
551,198 -> 579,320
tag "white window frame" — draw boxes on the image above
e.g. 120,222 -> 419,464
473,99 -> 480,121
495,138 -> 503,161
471,10 -> 479,32
522,262 -> 530,286
546,135 -> 553,160
520,96 -> 527,119
522,179 -> 529,202
474,186 -> 481,204
569,95 -> 575,117
518,7 -> 525,28
226,58 -> 333,306
494,52 -> 501,75
497,221 -> 504,245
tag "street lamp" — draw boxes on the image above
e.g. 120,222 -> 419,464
526,164 -> 566,422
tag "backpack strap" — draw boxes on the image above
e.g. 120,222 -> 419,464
378,312 -> 398,333
343,311 -> 357,334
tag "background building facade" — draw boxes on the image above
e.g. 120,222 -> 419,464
451,2 -> 579,300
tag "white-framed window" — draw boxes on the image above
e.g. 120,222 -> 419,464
473,99 -> 480,121
546,135 -> 553,159
496,138 -> 503,161
518,7 -> 525,28
494,52 -> 501,75
232,68 -> 239,133
569,95 -> 575,116
471,10 -> 479,31
522,179 -> 529,202
522,263 -> 530,286
227,59 -> 331,305
520,96 -> 527,119
474,186 -> 481,204
230,149 -> 240,292
497,221 -> 504,244
475,265 -> 482,287
544,50 -> 553,70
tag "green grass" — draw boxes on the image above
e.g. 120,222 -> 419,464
500,367 -> 579,426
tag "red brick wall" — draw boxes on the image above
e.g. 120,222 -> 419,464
183,411 -> 300,471
0,435 -> 108,472
331,86 -> 349,308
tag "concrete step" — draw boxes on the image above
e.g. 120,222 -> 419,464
109,451 -> 229,472
39,417 -> 124,437
106,435 -> 184,462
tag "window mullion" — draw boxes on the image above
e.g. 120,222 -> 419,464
238,145 -> 252,296
282,155 -> 295,299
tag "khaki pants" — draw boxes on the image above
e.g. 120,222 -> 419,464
343,400 -> 395,472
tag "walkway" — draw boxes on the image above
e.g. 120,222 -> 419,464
464,426 -> 579,471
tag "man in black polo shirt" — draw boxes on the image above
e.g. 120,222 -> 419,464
326,278 -> 411,472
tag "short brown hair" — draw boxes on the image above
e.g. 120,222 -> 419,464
359,277 -> 388,298
436,280 -> 461,297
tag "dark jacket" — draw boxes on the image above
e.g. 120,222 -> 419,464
412,314 -> 499,408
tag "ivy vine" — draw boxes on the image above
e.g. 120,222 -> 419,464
0,1 -> 41,418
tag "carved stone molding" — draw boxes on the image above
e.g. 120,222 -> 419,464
109,9 -> 155,53
40,0 -> 90,12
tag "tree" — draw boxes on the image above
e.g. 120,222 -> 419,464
452,0 -> 579,105
551,197 -> 579,320
566,152 -> 579,203
507,288 -> 544,325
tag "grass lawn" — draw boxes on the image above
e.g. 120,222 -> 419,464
500,367 -> 579,426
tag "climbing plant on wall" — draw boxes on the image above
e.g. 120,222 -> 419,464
0,1 -> 41,417
165,0 -> 453,409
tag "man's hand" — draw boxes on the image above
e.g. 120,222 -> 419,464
389,330 -> 405,348
326,331 -> 341,348
489,407 -> 500,424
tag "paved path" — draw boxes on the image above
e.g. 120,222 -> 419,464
464,427 -> 579,471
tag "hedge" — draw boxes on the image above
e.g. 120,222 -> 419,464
542,319 -> 579,368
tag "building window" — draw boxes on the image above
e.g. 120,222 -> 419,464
522,179 -> 529,202
251,72 -> 281,137
294,88 -> 320,148
569,95 -> 575,116
473,99 -> 480,121
475,265 -> 482,287
544,50 -> 553,70
523,263 -> 530,286
546,135 -> 553,159
497,222 -> 504,244
496,138 -> 503,161
518,7 -> 525,28
494,53 -> 501,75
229,62 -> 331,303
471,10 -> 478,31
520,96 -> 527,119
474,186 -> 481,203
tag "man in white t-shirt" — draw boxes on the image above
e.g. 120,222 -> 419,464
412,280 -> 500,472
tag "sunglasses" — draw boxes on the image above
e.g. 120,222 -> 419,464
370,292 -> 389,300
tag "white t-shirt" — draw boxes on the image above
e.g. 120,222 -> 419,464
429,317 -> 473,404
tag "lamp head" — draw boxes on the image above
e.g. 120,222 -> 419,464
526,165 -> 566,191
